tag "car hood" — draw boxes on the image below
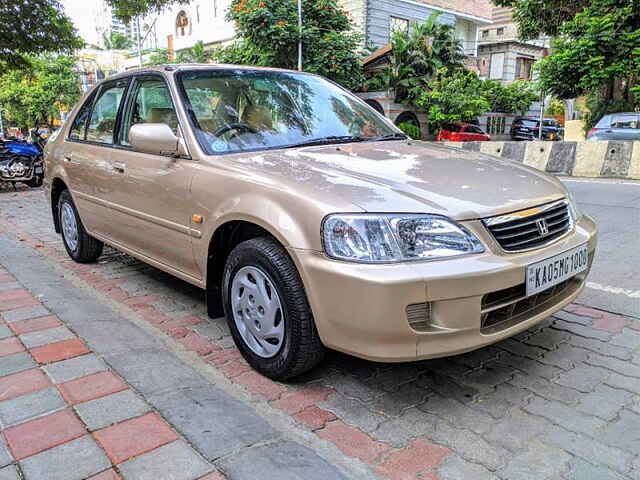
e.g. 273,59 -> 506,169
224,141 -> 566,220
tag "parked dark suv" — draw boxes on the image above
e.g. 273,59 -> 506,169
510,117 -> 562,141
587,112 -> 640,141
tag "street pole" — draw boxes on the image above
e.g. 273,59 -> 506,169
136,16 -> 143,67
297,0 -> 302,71
538,90 -> 545,140
0,107 -> 4,139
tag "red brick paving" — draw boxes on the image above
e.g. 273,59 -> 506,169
0,288 -> 30,301
58,371 -> 128,405
0,296 -> 40,311
4,410 -> 86,460
592,313 -> 631,333
87,469 -> 122,480
30,338 -> 90,364
93,412 -> 179,464
293,406 -> 337,430
271,385 -> 334,414
0,368 -> 49,402
234,371 -> 289,401
316,420 -> 391,464
0,274 -> 15,284
199,472 -> 226,480
0,337 -> 25,357
8,315 -> 60,335
178,332 -> 217,356
375,439 -> 451,480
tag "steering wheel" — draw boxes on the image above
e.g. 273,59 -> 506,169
213,123 -> 258,137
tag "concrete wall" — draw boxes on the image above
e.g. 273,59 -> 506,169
443,141 -> 640,180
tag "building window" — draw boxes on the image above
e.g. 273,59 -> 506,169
213,0 -> 218,17
489,52 -> 505,80
390,17 -> 409,38
176,11 -> 190,37
515,57 -> 534,80
481,30 -> 489,39
496,27 -> 504,36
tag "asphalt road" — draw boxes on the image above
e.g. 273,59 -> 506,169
561,178 -> 640,319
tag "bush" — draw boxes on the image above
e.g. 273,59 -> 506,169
397,122 -> 422,140
481,80 -> 538,114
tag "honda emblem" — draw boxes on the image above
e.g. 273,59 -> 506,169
536,219 -> 549,236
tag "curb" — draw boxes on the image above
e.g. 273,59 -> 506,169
441,140 -> 640,180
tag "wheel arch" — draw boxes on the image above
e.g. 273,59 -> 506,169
50,177 -> 69,234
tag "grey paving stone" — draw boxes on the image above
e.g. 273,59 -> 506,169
586,353 -> 640,378
20,435 -> 109,480
0,326 -> 12,340
119,440 -> 212,480
0,352 -> 36,377
554,364 -> 609,392
437,455 -> 499,480
429,419 -> 510,471
19,326 -> 75,349
552,320 -> 612,341
484,408 -> 551,452
189,321 -> 228,341
606,373 -> 640,395
610,328 -> 640,349
74,389 -> 150,431
418,395 -> 494,435
525,328 -> 571,349
553,311 -> 594,326
569,336 -> 632,360
576,384 -> 634,421
0,283 -> 21,293
419,373 -> 478,403
461,364 -> 515,393
599,410 -> 640,453
563,458 -> 627,480
500,441 -> 571,480
319,392 -> 387,432
320,373 -> 382,402
43,353 -> 106,384
470,383 -> 532,420
497,338 -> 545,359
1,306 -> 49,323
217,441 -> 349,480
373,408 -> 439,447
147,385 -> 280,461
539,344 -> 589,371
0,465 -> 19,480
542,427 -> 634,474
367,383 -> 430,417
510,373 -> 582,404
0,436 -> 12,468
524,395 -> 607,437
0,387 -> 66,428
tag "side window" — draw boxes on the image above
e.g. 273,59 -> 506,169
121,77 -> 178,146
68,92 -> 96,140
86,80 -> 128,144
611,116 -> 638,129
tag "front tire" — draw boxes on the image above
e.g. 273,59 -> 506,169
223,237 -> 325,380
58,189 -> 103,263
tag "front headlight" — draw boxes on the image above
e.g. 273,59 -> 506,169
564,186 -> 582,221
322,214 -> 484,263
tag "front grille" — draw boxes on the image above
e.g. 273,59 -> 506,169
483,200 -> 572,252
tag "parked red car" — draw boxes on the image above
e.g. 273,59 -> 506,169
436,122 -> 491,142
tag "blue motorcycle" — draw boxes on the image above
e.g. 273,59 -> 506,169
0,133 -> 45,188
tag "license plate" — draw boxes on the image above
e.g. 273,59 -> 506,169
526,244 -> 588,296
34,167 -> 43,174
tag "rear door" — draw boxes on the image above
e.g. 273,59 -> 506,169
60,79 -> 129,236
608,115 -> 640,140
106,74 -> 200,280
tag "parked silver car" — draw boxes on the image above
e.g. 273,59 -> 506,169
587,112 -> 640,141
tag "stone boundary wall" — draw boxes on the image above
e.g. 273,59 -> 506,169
442,140 -> 640,180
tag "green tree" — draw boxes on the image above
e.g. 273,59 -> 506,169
0,56 -> 81,129
496,0 -> 639,106
177,41 -> 213,63
481,80 -> 538,114
1,0 -> 83,68
106,0 -> 190,23
416,69 -> 490,132
102,32 -> 133,50
365,13 -> 465,103
145,49 -> 173,66
212,0 -> 364,90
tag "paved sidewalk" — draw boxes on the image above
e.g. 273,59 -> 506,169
0,187 -> 639,479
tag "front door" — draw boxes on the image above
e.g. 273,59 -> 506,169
106,75 -> 200,281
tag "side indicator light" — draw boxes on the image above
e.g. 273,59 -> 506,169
192,214 -> 204,224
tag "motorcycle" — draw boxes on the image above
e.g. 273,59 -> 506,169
0,131 -> 46,188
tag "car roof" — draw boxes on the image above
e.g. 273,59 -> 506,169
602,112 -> 639,117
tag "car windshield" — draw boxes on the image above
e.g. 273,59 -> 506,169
177,69 -> 401,155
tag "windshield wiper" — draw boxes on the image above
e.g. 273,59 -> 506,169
287,135 -> 366,148
365,133 -> 409,142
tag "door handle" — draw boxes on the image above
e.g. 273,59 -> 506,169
63,154 -> 73,163
113,162 -> 125,173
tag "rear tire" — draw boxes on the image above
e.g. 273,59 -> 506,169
58,189 -> 103,263
222,237 -> 325,380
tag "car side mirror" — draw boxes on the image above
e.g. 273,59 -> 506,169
129,123 -> 187,157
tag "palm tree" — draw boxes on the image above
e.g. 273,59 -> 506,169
177,41 -> 212,63
102,32 -> 132,51
387,13 -> 465,103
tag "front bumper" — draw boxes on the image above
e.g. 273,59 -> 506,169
295,215 -> 597,362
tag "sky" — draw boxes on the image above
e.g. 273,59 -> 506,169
62,0 -> 100,45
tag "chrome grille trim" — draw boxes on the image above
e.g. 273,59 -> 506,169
483,200 -> 573,252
